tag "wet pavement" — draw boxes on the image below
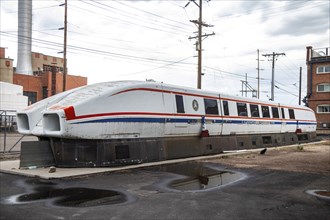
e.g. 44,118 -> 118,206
1,162 -> 329,220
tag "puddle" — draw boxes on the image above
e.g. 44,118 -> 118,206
154,162 -> 244,191
5,179 -> 126,207
171,171 -> 242,191
306,189 -> 330,201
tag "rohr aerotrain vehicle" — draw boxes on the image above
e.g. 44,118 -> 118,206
17,80 -> 317,167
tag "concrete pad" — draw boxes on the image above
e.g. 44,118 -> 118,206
0,141 -> 323,179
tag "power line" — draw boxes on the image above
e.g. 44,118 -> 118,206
68,1 -> 191,36
121,56 -> 194,76
88,0 -> 193,33
213,1 -> 327,22
0,31 -> 195,66
274,85 -> 298,97
113,0 -> 192,28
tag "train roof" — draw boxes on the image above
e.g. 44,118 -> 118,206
21,80 -> 310,112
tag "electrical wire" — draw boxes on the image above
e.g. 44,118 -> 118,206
1,31 -> 195,66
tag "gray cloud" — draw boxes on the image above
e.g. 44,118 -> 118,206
215,1 -> 272,19
267,5 -> 329,36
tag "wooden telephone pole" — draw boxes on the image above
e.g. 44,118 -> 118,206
60,0 -> 68,92
186,0 -> 214,89
262,52 -> 285,101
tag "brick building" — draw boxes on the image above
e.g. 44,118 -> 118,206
0,47 -> 87,105
0,47 -> 14,83
305,46 -> 330,130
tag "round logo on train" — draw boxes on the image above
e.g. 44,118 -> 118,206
192,100 -> 199,111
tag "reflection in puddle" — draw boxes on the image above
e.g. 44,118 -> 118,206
156,163 -> 243,191
5,179 -> 126,207
171,171 -> 242,191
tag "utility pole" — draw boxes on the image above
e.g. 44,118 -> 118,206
256,49 -> 264,99
63,0 -> 67,91
186,0 -> 214,89
60,0 -> 68,92
299,66 -> 302,105
262,52 -> 285,101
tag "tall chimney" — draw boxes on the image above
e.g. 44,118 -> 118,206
16,0 -> 33,75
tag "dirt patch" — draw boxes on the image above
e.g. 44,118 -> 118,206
0,152 -> 20,161
206,141 -> 330,175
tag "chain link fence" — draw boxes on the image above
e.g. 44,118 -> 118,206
0,110 -> 37,153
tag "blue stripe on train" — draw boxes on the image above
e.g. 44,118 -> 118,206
73,118 -> 317,126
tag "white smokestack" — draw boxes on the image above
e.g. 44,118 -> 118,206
16,0 -> 33,75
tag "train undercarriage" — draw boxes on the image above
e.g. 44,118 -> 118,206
20,132 -> 317,168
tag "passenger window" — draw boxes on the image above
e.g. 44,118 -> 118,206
237,102 -> 248,116
223,100 -> 229,116
272,107 -> 279,118
281,108 -> 285,119
261,106 -> 270,118
204,99 -> 219,115
175,95 -> 185,113
250,104 -> 260,118
289,109 -> 295,119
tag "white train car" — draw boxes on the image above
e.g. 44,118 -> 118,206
17,81 -> 317,167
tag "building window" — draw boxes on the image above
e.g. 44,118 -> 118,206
317,83 -> 330,92
317,105 -> 330,113
204,99 -> 219,115
237,102 -> 247,116
289,109 -> 295,119
222,100 -> 229,116
250,104 -> 260,118
35,53 -> 40,58
42,87 -> 48,99
43,55 -> 48,61
261,106 -> 270,118
317,65 -> 330,74
43,64 -> 51,72
23,91 -> 37,105
271,107 -> 279,118
175,95 -> 185,113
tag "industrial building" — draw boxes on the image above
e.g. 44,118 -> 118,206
0,0 -> 87,109
305,46 -> 330,131
0,47 -> 87,105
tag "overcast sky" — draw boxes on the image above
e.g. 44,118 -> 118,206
1,0 -> 329,105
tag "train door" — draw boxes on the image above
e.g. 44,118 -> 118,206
220,99 -> 234,135
203,97 -> 222,135
288,108 -> 298,132
186,96 -> 204,135
164,93 -> 189,136
280,107 -> 297,133
218,95 -> 224,135
280,106 -> 287,133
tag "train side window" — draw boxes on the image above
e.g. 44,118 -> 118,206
223,100 -> 229,116
262,106 -> 270,118
281,108 -> 285,119
272,107 -> 279,118
175,95 -> 185,113
237,102 -> 248,116
204,99 -> 219,115
250,104 -> 260,118
289,109 -> 295,119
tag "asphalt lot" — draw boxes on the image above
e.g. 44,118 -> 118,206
0,160 -> 329,220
